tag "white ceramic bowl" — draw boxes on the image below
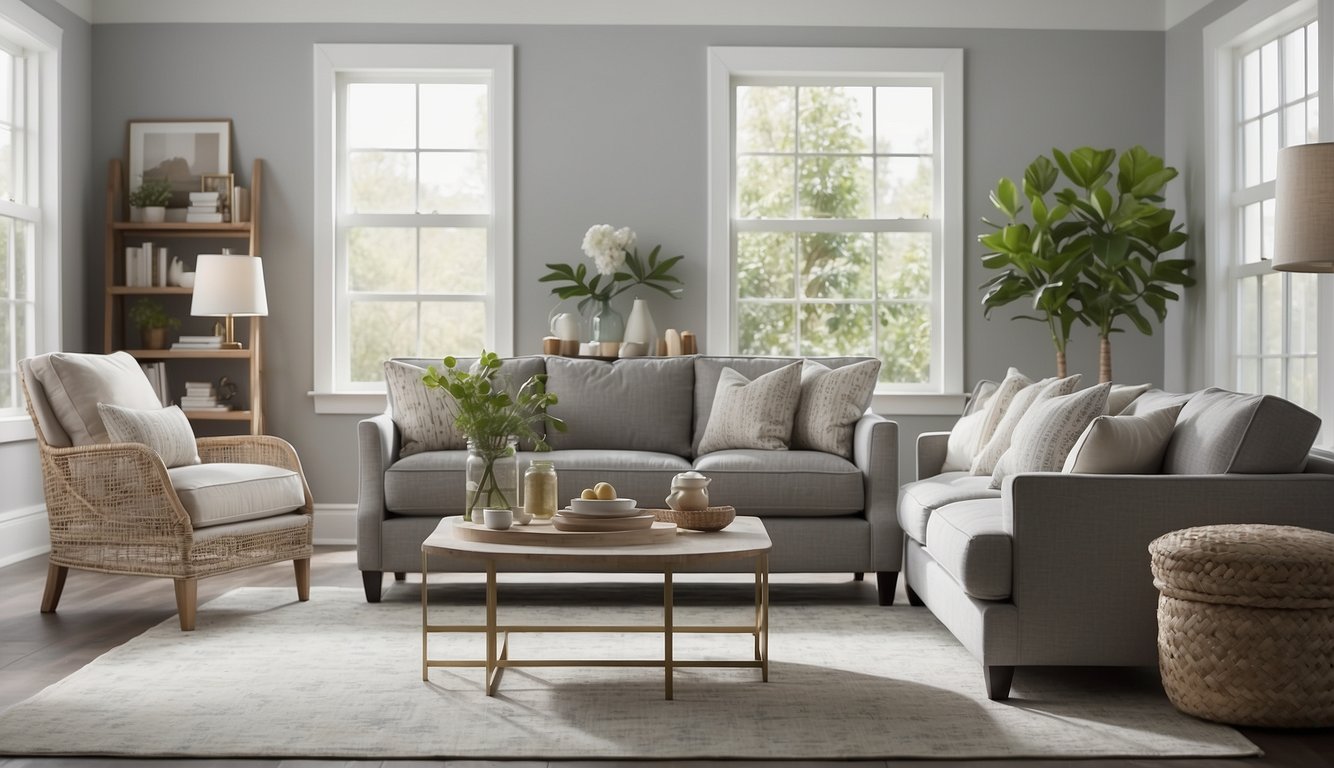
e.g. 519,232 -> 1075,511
482,507 -> 513,530
567,497 -> 637,516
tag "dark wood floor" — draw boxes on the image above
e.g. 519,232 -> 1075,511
0,547 -> 1331,768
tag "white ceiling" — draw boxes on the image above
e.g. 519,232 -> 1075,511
54,0 -> 1215,31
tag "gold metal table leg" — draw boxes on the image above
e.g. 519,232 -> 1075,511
754,556 -> 762,661
664,567 -> 674,700
761,552 -> 770,682
420,550 -> 428,681
485,560 -> 498,696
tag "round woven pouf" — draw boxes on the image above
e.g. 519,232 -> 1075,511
1149,524 -> 1334,727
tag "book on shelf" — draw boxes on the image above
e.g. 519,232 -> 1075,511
171,340 -> 224,350
178,336 -> 223,344
139,363 -> 168,407
232,187 -> 249,223
181,402 -> 232,412
185,212 -> 223,223
186,205 -> 219,214
189,191 -> 220,203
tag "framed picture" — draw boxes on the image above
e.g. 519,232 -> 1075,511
201,173 -> 234,221
128,119 -> 231,207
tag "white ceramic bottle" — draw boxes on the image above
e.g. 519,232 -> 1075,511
623,298 -> 658,356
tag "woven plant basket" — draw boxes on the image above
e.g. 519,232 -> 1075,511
649,506 -> 736,532
1149,524 -> 1334,728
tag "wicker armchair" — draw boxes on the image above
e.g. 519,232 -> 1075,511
20,355 -> 314,630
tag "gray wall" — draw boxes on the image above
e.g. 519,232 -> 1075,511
0,0 -> 91,552
88,23 -> 1166,504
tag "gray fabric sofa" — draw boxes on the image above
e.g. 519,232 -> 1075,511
900,384 -> 1334,701
358,354 -> 900,602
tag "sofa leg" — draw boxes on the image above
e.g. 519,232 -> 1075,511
294,558 -> 311,602
853,572 -> 864,582
362,570 -> 383,603
394,572 -> 406,581
985,665 -> 1015,701
906,582 -> 925,607
40,563 -> 68,613
174,578 -> 197,632
875,571 -> 898,606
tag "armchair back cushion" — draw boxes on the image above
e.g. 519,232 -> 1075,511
23,351 -> 162,447
544,356 -> 695,455
1163,388 -> 1321,474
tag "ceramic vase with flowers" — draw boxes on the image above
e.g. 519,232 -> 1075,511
421,351 -> 566,522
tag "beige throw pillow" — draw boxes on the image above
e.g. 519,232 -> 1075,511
384,360 -> 465,456
971,374 -> 1082,476
942,400 -> 991,472
96,403 -> 200,468
990,382 -> 1112,489
1063,404 -> 1183,474
970,368 -> 1034,459
1106,383 -> 1153,415
698,362 -> 803,454
791,359 -> 880,458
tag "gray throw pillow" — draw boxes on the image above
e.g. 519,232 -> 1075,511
96,403 -> 200,468
791,359 -> 880,458
698,362 -> 803,454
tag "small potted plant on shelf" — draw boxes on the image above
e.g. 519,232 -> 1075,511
128,177 -> 173,223
128,298 -> 180,350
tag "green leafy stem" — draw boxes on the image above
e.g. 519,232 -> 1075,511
539,245 -> 685,313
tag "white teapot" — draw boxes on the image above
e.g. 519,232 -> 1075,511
666,471 -> 711,511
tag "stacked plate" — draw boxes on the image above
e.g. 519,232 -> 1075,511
553,498 -> 655,532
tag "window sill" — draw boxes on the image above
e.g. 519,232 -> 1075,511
309,391 -> 387,415
0,416 -> 36,444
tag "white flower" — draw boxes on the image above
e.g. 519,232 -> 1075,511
582,224 -> 635,276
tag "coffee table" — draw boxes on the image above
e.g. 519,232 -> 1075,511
420,515 -> 772,700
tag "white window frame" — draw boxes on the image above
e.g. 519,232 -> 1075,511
310,44 -> 513,415
0,0 -> 59,444
706,47 -> 965,415
1204,0 -> 1333,433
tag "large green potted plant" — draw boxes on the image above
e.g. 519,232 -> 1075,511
421,352 -> 565,521
979,146 -> 1192,382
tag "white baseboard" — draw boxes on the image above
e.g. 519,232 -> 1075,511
313,503 -> 357,545
0,504 -> 50,567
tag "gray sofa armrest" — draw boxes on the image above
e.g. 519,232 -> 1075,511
916,431 -> 951,480
356,413 -> 398,570
853,412 -> 901,571
1001,471 -> 1334,666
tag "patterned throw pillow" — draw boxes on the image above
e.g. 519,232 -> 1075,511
791,359 -> 880,458
383,360 -> 465,456
989,382 -> 1112,489
968,368 -> 1034,467
698,362 -> 803,454
971,374 -> 1082,476
1063,404 -> 1183,474
96,403 -> 200,468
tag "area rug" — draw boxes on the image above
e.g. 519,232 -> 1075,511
0,586 -> 1258,759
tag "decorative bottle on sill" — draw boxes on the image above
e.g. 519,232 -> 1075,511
623,297 -> 658,356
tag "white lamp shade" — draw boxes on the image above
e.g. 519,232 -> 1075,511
1274,142 -> 1334,272
190,254 -> 269,316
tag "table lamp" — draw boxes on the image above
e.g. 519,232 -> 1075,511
1274,142 -> 1334,273
190,253 -> 268,349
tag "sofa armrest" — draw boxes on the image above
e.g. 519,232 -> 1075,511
356,413 -> 397,569
853,412 -> 901,570
41,441 -> 192,545
916,431 -> 951,480
1002,471 -> 1334,665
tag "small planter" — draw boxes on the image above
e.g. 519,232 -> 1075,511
142,327 -> 168,349
141,206 -> 166,223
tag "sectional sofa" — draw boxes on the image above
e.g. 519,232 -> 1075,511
900,382 -> 1334,700
357,355 -> 901,603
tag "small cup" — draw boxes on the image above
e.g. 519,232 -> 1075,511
482,507 -> 513,530
513,507 -> 534,526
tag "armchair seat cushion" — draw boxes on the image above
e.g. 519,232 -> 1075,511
924,499 -> 1011,600
692,449 -> 862,517
898,471 -> 1000,544
168,463 -> 305,529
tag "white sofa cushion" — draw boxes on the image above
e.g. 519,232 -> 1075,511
898,471 -> 1000,544
791,359 -> 880,459
26,351 -> 162,446
925,498 -> 1012,600
698,363 -> 802,453
168,463 -> 305,528
990,382 -> 1110,488
1063,404 -> 1183,474
97,403 -> 200,468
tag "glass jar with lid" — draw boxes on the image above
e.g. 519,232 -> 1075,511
523,460 -> 558,520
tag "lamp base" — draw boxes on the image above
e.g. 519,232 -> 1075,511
219,341 -> 243,350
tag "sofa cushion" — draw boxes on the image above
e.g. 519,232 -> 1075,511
693,449 -> 862,517
792,359 -> 880,459
1063,404 -> 1183,474
898,471 -> 1000,544
1119,388 -> 1193,417
698,363 -> 803,454
544,356 -> 694,456
97,403 -> 200,468
1107,383 -> 1152,415
167,463 -> 305,528
26,351 -> 162,446
989,382 -> 1110,488
925,498 -> 1012,600
972,374 -> 1082,476
1163,388 -> 1321,474
385,449 -> 692,515
384,360 -> 465,456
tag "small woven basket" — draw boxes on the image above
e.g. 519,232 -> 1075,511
649,505 -> 736,532
1149,524 -> 1334,728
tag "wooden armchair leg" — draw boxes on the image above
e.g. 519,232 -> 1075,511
174,578 -> 197,631
40,563 -> 68,613
294,558 -> 311,601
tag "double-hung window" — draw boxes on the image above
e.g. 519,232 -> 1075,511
312,44 -> 513,411
1206,3 -> 1322,417
0,0 -> 59,436
707,47 -> 963,399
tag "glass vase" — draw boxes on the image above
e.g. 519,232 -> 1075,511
464,437 -> 518,522
591,298 -> 624,344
